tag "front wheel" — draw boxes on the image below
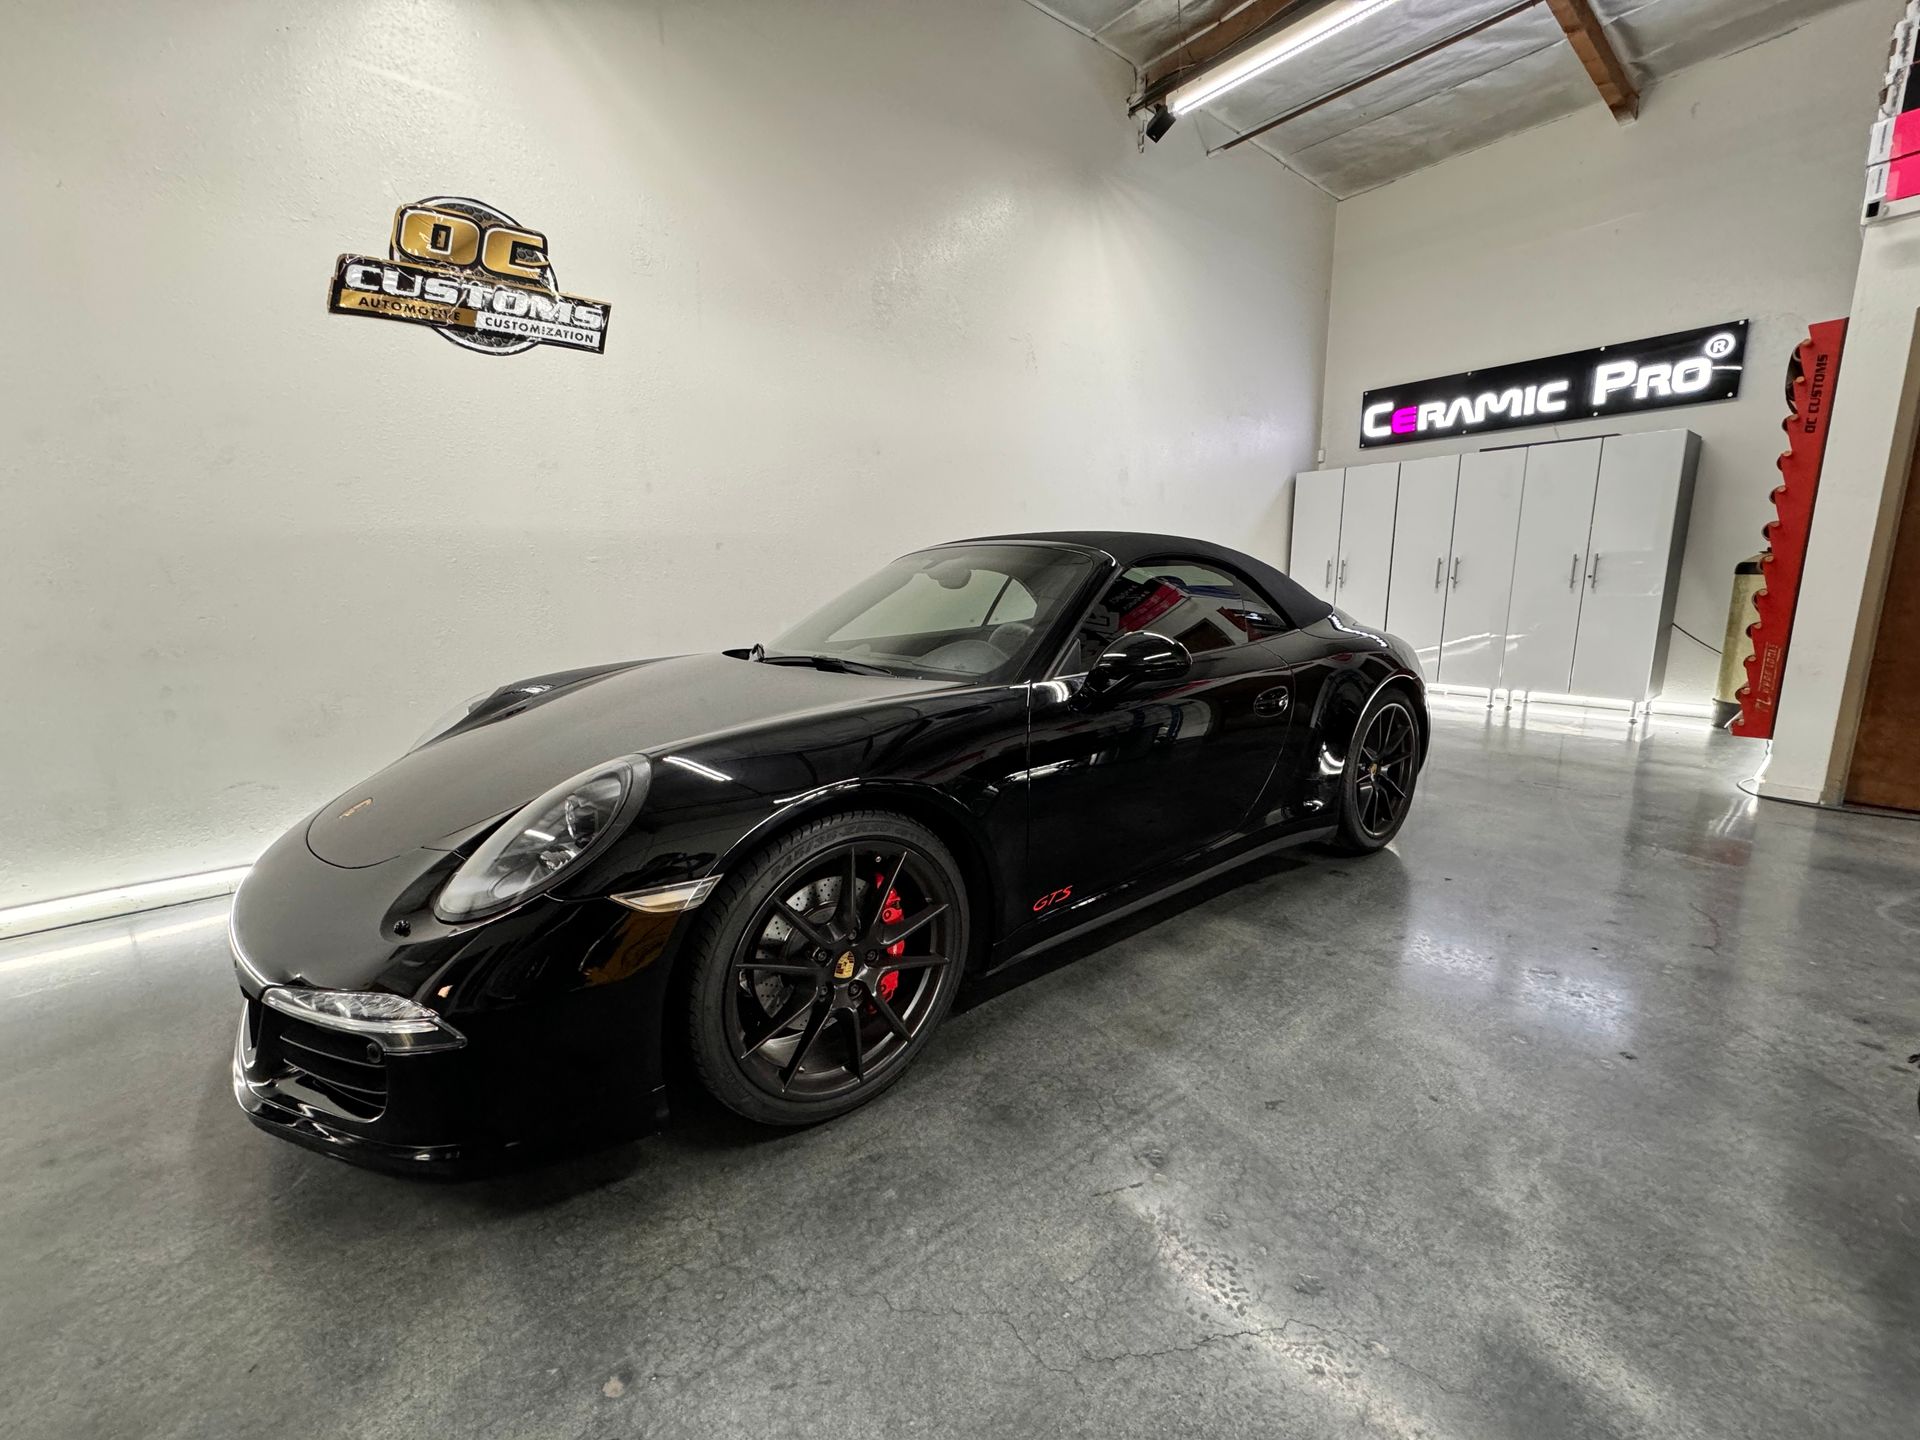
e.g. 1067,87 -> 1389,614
683,811 -> 968,1126
1329,688 -> 1421,855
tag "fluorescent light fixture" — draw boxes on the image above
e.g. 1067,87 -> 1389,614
1167,0 -> 1405,114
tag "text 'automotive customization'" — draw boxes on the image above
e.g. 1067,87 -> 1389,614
229,532 -> 1428,1170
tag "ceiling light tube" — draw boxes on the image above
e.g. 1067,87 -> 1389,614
1168,0 -> 1406,114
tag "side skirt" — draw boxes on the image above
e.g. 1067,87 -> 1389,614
981,822 -> 1338,975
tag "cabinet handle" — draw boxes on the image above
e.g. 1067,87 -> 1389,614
1338,558 -> 1347,589
1589,552 -> 1602,590
1450,556 -> 1461,589
1325,558 -> 1333,589
1568,552 -> 1579,590
1434,556 -> 1444,590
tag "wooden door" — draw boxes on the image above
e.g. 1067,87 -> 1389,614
1846,447 -> 1920,811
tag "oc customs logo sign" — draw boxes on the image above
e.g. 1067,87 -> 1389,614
327,197 -> 610,356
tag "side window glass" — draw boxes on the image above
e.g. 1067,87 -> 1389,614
1063,560 -> 1285,671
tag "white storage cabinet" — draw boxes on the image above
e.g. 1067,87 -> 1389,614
1287,465 -> 1399,631
1291,429 -> 1698,703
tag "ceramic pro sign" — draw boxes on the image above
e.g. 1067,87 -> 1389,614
1359,320 -> 1747,448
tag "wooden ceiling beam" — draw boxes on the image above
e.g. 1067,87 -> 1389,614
1545,0 -> 1638,121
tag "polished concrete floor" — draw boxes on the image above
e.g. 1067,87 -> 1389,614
4,700 -> 1920,1439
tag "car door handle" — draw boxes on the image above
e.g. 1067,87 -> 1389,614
1254,687 -> 1291,718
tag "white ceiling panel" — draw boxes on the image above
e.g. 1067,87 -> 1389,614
1091,0 -> 1244,66
1274,40 -> 1594,194
1030,0 -> 1870,196
1205,0 -> 1579,146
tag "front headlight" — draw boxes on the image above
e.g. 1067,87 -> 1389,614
433,756 -> 649,924
262,986 -> 466,1052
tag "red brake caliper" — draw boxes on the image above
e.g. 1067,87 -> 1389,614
875,876 -> 903,1004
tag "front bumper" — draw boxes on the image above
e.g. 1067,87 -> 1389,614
228,816 -> 708,1174
229,912 -> 684,1174
231,1002 -> 483,1174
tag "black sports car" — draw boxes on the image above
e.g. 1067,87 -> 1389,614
230,531 -> 1427,1169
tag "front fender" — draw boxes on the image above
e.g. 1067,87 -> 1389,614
714,778 -> 1001,947
577,772 -> 1004,956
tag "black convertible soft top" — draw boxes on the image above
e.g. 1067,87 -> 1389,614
953,529 -> 1334,629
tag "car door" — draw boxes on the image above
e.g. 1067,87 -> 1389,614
1020,560 -> 1294,916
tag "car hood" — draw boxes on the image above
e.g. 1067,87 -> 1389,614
305,653 -> 953,867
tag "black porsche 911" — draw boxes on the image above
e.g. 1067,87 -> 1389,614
230,531 -> 1428,1169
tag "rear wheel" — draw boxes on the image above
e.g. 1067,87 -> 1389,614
1329,689 -> 1421,854
684,811 -> 968,1125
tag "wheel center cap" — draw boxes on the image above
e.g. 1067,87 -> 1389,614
832,952 -> 856,980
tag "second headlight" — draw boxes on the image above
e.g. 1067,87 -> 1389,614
434,755 -> 649,924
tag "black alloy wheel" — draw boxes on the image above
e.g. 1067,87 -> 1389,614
1331,691 -> 1420,854
684,811 -> 968,1125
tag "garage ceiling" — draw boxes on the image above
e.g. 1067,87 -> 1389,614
1033,0 -> 1866,196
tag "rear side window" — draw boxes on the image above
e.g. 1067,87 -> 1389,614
1061,560 -> 1288,671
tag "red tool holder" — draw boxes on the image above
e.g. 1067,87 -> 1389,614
1732,318 -> 1849,738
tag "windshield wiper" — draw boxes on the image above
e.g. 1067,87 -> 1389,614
761,651 -> 896,677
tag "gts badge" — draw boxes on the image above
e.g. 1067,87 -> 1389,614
1031,886 -> 1073,914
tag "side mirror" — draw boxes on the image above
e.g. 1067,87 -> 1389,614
1082,631 -> 1192,702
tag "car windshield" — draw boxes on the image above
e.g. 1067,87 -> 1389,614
768,544 -> 1101,682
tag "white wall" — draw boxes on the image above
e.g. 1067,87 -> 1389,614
0,0 -> 1333,907
1318,0 -> 1898,704
1765,216 -> 1920,802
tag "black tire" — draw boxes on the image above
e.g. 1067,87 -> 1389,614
683,810 -> 969,1126
1328,686 -> 1421,855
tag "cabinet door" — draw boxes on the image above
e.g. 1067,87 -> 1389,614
1571,431 -> 1694,700
1439,449 -> 1525,690
1385,455 -> 1459,681
1290,469 -> 1344,603
1502,439 -> 1602,695
1335,461 -> 1399,628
